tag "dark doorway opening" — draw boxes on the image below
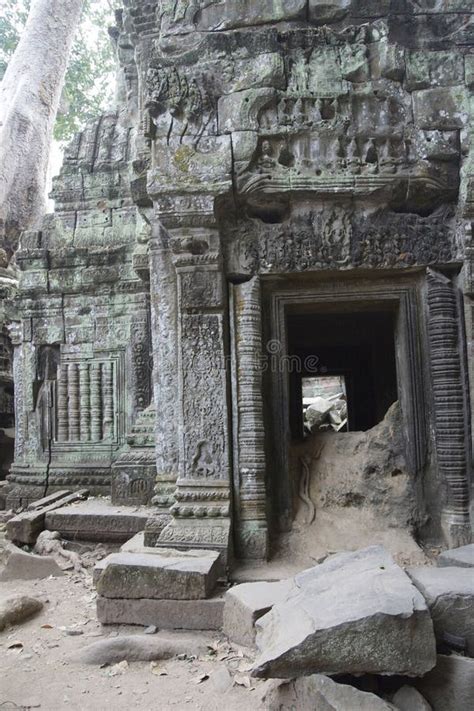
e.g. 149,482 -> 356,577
287,308 -> 398,438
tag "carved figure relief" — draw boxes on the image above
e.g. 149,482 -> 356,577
192,441 -> 216,478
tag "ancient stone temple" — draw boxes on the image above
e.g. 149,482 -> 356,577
5,0 -> 474,561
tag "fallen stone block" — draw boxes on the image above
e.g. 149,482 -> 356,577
252,546 -> 436,678
69,632 -> 209,665
96,594 -> 224,630
0,594 -> 43,631
0,540 -> 64,581
223,579 -> 294,647
45,497 -> 149,543
392,685 -> 432,711
95,550 -> 220,600
437,544 -> 474,569
407,566 -> 474,656
27,490 -> 73,510
7,490 -> 89,545
416,654 -> 474,711
261,674 -> 397,710
35,531 -> 83,572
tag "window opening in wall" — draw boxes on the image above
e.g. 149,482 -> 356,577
303,375 -> 348,434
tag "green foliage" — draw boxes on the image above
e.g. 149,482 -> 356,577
0,0 -> 30,75
0,0 -> 120,143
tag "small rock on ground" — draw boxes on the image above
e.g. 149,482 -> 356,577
0,594 -> 44,631
392,685 -> 432,710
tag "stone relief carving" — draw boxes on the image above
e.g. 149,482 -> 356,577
224,205 -> 458,276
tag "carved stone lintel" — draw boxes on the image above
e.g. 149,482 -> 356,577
234,276 -> 268,559
427,269 -> 472,548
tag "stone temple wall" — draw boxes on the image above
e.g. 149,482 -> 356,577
6,0 -> 474,557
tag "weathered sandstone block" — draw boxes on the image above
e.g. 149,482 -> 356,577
95,550 -> 220,600
97,594 -> 224,631
252,546 -> 436,678
416,654 -> 474,711
223,579 -> 294,647
408,566 -> 474,656
437,544 -> 474,568
0,540 -> 63,581
261,674 -> 397,710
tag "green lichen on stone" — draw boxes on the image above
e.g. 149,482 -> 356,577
172,146 -> 195,174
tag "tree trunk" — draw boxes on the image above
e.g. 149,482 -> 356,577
0,0 -> 84,254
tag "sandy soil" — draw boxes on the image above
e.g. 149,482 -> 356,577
0,571 -> 265,711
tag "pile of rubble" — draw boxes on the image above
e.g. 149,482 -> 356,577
304,394 -> 348,433
224,545 -> 474,710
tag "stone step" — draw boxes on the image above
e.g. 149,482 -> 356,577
95,549 -> 221,600
44,497 -> 150,543
7,490 -> 89,545
96,592 -> 225,631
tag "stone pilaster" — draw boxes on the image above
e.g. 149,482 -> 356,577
427,269 -> 472,547
90,363 -> 102,442
233,276 -> 268,559
79,363 -> 91,442
156,226 -> 232,557
67,363 -> 80,442
143,224 -> 179,545
56,364 -> 68,442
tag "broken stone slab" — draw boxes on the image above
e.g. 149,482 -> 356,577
261,675 -> 397,710
437,544 -> 474,568
0,540 -> 64,581
95,550 -> 221,600
416,654 -> 474,711
252,546 -> 436,678
407,566 -> 474,656
392,685 -> 432,711
68,632 -> 209,665
0,594 -> 44,631
7,490 -> 89,545
223,579 -> 294,647
96,593 -> 224,631
44,497 -> 150,543
27,490 -> 73,510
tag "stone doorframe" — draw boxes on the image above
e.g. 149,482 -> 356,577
260,272 -> 429,537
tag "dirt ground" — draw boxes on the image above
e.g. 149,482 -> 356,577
0,570 -> 266,711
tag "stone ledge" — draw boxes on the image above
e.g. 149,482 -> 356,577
95,550 -> 221,600
96,594 -> 224,631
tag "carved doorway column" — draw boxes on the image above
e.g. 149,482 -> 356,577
232,276 -> 268,559
427,269 -> 472,547
144,223 -> 180,544
156,227 -> 232,557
